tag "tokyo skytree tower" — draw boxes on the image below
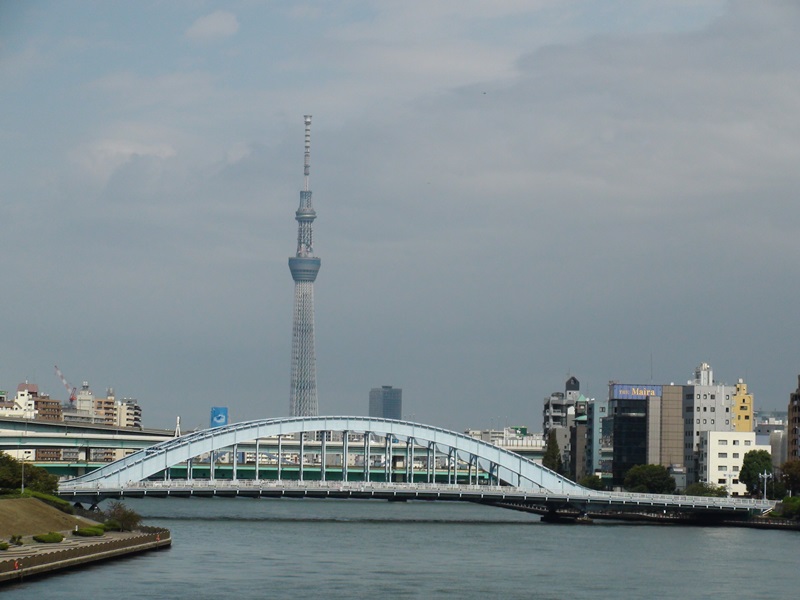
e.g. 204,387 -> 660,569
288,115 -> 321,417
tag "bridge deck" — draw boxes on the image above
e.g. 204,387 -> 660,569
58,480 -> 773,516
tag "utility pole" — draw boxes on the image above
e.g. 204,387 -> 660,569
758,469 -> 773,500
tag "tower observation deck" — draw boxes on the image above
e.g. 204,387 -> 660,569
289,115 -> 320,417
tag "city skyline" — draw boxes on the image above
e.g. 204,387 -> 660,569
1,2 -> 799,431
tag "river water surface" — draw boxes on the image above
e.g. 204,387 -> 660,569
2,497 -> 795,599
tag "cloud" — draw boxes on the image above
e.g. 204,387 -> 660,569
185,10 -> 240,42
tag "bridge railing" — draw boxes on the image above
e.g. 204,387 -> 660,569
59,478 -> 774,511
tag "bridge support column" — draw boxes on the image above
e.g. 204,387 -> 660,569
233,443 -> 238,481
299,434 -> 305,482
426,442 -> 433,483
363,434 -> 369,482
404,438 -> 410,483
447,448 -> 453,485
277,435 -> 282,481
321,433 -> 326,481
408,438 -> 416,483
187,458 -> 193,481
255,439 -> 260,481
342,431 -> 349,482
384,436 -> 390,482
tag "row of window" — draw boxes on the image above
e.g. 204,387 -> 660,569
685,393 -> 729,400
718,478 -> 740,485
718,465 -> 740,472
717,439 -> 752,446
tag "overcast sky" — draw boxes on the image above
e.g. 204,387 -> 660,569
1,1 -> 798,432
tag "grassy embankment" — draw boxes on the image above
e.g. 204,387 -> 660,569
0,498 -> 99,538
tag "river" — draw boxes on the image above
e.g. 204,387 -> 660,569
2,497 -> 795,599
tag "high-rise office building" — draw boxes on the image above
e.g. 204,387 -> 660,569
682,362 -> 737,483
369,386 -> 402,420
289,116 -> 321,417
606,383 -> 684,486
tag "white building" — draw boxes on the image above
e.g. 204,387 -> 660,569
0,383 -> 39,419
683,363 -> 738,483
698,431 -> 770,497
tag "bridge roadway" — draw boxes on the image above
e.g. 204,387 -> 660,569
57,479 -> 774,520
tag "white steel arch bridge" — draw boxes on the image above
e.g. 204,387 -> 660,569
57,416 -> 774,521
59,416 -> 579,493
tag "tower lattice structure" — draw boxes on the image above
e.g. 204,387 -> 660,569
288,115 -> 321,417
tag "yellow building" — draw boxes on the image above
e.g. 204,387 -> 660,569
732,379 -> 753,432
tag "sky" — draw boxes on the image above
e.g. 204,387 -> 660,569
1,1 -> 798,432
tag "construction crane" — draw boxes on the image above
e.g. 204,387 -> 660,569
54,365 -> 77,405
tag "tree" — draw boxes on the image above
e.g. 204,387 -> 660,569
739,450 -> 772,495
578,474 -> 605,491
781,459 -> 800,496
105,501 -> 142,532
623,464 -> 676,494
542,430 -> 563,474
684,482 -> 727,497
0,451 -> 58,495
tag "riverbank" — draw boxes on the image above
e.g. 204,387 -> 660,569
0,498 -> 171,585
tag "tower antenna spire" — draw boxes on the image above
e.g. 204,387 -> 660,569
303,115 -> 311,192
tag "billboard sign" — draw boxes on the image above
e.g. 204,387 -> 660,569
610,384 -> 662,400
210,406 -> 229,428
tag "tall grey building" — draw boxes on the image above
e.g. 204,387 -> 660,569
369,386 -> 402,420
288,116 -> 321,417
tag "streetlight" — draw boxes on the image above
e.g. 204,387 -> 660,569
758,469 -> 773,500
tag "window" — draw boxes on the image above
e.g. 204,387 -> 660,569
711,419 -> 715,424
711,407 -> 715,412
718,465 -> 727,471
710,394 -> 716,400
703,419 -> 707,424
733,466 -> 739,472
733,479 -> 739,484
718,478 -> 727,484
697,407 -> 701,412
733,440 -> 739,445
745,415 -> 750,420
703,394 -> 708,400
733,453 -> 739,458
719,440 -> 728,445
696,419 -> 700,424
745,440 -> 752,446
740,405 -> 748,411
718,452 -> 728,458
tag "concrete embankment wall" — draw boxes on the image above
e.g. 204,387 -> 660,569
0,527 -> 171,584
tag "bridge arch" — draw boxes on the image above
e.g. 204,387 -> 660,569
59,416 -> 584,494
